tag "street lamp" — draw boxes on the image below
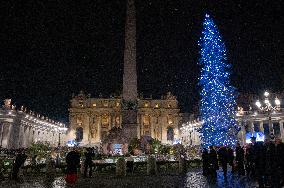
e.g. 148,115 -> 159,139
255,91 -> 281,136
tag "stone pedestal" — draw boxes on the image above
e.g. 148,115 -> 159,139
122,110 -> 138,141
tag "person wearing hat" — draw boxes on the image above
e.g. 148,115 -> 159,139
83,148 -> 95,178
65,147 -> 81,184
11,148 -> 27,181
235,142 -> 245,175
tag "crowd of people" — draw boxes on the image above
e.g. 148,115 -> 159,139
1,137 -> 284,186
202,137 -> 284,187
0,146 -> 98,182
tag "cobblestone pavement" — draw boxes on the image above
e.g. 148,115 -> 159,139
0,169 -> 258,188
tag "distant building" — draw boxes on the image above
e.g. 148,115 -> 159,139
68,91 -> 183,146
0,99 -> 67,149
180,93 -> 284,147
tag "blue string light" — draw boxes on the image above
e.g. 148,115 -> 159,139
199,14 -> 239,148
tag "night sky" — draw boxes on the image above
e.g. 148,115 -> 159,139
0,0 -> 283,123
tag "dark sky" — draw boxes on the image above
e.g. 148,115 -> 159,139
0,0 -> 283,123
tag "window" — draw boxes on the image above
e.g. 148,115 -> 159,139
103,101 -> 108,107
143,115 -> 150,125
75,127 -> 83,142
101,114 -> 109,129
115,116 -> 120,125
168,116 -> 173,124
167,127 -> 174,141
93,103 -> 97,107
76,116 -> 83,125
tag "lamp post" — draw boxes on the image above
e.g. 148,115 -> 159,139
255,91 -> 281,137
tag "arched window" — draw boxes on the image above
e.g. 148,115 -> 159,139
167,127 -> 174,141
75,127 -> 83,142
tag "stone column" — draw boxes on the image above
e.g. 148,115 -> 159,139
19,124 -> 25,148
279,121 -> 284,142
161,116 -> 167,143
8,116 -> 22,149
137,114 -> 141,139
1,123 -> 12,148
259,121 -> 264,132
97,115 -> 102,142
29,127 -> 34,145
250,121 -> 254,133
268,117 -> 273,134
140,114 -> 144,136
82,114 -> 90,145
150,116 -> 155,138
237,122 -> 246,146
23,125 -> 28,148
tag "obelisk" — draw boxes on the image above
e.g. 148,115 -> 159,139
123,0 -> 137,100
122,0 -> 138,141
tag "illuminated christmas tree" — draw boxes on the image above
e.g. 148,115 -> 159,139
199,14 -> 239,148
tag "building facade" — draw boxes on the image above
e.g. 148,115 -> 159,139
236,108 -> 284,145
68,91 -> 182,146
179,108 -> 284,147
0,99 -> 67,149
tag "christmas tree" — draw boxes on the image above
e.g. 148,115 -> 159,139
199,14 -> 239,148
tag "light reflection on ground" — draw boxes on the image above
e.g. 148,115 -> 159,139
0,168 -> 258,188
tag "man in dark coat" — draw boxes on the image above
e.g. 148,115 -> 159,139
245,143 -> 254,177
208,146 -> 218,178
218,146 -> 228,177
11,149 -> 27,181
202,148 -> 209,176
253,139 -> 265,188
227,147 -> 235,173
83,148 -> 94,178
275,138 -> 284,187
66,147 -> 81,174
235,143 -> 245,175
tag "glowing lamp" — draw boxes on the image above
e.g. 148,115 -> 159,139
275,97 -> 280,106
264,99 -> 269,104
255,100 -> 261,108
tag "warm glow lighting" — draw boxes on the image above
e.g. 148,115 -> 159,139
255,100 -> 261,108
275,97 -> 280,106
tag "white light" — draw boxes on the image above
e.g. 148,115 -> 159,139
275,97 -> 281,106
255,100 -> 261,108
264,99 -> 270,104
264,91 -> 269,97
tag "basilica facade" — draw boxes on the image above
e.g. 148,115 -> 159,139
68,91 -> 183,146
